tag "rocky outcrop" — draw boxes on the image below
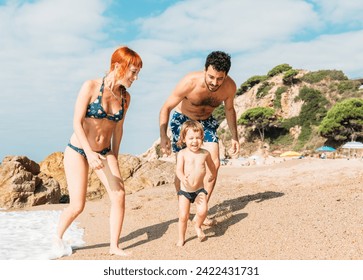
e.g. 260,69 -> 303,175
139,138 -> 161,160
0,152 -> 176,209
0,156 -> 61,210
39,152 -> 175,199
125,159 -> 175,193
38,152 -> 67,197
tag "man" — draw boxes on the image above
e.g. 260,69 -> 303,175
159,51 -> 240,225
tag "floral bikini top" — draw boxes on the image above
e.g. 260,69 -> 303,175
85,78 -> 126,122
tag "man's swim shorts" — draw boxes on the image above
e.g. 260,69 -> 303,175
170,111 -> 219,152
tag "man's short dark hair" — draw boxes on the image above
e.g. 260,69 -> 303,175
205,51 -> 231,74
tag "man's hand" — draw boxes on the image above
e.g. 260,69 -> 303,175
160,136 -> 172,156
228,139 -> 240,157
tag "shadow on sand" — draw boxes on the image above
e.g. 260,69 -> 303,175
201,190 -> 285,241
76,190 -> 284,251
209,190 -> 285,216
121,218 -> 178,250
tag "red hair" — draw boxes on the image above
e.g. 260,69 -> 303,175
110,46 -> 143,78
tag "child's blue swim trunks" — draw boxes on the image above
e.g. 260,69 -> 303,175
170,111 -> 219,152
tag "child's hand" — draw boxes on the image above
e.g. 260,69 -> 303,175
183,174 -> 191,188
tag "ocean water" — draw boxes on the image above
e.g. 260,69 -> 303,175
0,210 -> 84,260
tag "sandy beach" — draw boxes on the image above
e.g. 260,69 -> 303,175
30,157 -> 363,260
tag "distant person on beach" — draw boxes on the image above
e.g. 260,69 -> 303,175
175,120 -> 217,246
159,51 -> 240,225
56,46 -> 142,256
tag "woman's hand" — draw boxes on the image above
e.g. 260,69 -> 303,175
87,152 -> 106,170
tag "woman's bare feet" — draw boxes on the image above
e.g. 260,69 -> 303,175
176,240 -> 185,247
109,246 -> 130,256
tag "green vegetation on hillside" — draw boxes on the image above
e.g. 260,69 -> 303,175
273,86 -> 287,108
237,84 -> 331,150
296,86 -> 329,126
334,80 -> 362,100
237,63 -> 295,96
280,86 -> 329,149
301,70 -> 347,84
319,98 -> 363,142
267,63 -> 292,77
238,107 -> 278,142
256,81 -> 272,99
228,64 -> 363,153
237,75 -> 268,96
212,104 -> 226,124
282,69 -> 299,85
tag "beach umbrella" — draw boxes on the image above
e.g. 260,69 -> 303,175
280,151 -> 301,157
341,141 -> 363,149
341,141 -> 363,158
315,146 -> 336,152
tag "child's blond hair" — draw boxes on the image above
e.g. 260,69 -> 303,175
176,120 -> 204,148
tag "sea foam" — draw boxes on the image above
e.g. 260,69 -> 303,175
0,210 -> 84,260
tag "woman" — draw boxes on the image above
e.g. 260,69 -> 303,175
56,46 -> 142,256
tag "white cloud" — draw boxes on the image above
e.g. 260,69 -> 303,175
315,0 -> 363,25
131,0 -> 363,87
0,0 -> 112,96
231,29 -> 363,83
0,0 -> 107,54
0,0 -> 113,161
137,0 -> 319,54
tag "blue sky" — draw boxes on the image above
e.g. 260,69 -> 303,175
1,0 -> 363,162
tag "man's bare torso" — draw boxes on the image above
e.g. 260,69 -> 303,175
175,71 -> 233,120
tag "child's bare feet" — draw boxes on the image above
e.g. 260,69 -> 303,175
109,246 -> 130,256
176,240 -> 185,247
192,215 -> 216,227
202,217 -> 216,226
194,224 -> 206,242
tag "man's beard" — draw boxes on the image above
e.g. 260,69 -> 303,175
205,79 -> 220,92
